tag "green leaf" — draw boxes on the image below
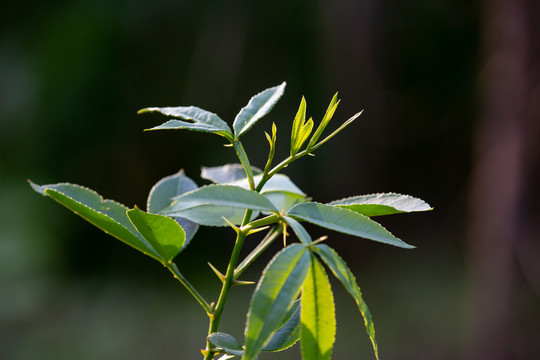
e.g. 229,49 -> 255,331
282,216 -> 312,245
201,164 -> 261,184
207,332 -> 245,357
287,202 -> 414,248
294,117 -> 313,154
126,207 -> 185,263
310,111 -> 362,151
147,170 -> 199,243
263,299 -> 301,352
233,82 -> 286,137
29,181 -> 160,261
165,185 -> 278,213
308,93 -> 340,148
301,254 -> 336,360
329,193 -> 433,217
244,243 -> 311,360
313,244 -> 379,360
164,205 -> 256,227
226,173 -> 307,212
139,106 -> 233,140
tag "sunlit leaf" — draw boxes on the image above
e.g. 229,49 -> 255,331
244,244 -> 311,360
287,202 -> 414,248
313,244 -> 379,360
282,216 -> 312,245
301,254 -> 336,360
140,106 -> 233,140
263,299 -> 301,352
127,207 -> 185,263
147,170 -> 199,244
29,181 -> 160,261
233,82 -> 286,137
329,193 -> 432,217
201,164 -> 261,184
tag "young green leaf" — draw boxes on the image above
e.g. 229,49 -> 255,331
29,181 -> 160,261
233,82 -> 286,138
263,299 -> 301,352
287,202 -> 414,248
139,106 -> 233,140
244,243 -> 311,360
207,332 -> 245,357
329,193 -> 433,217
126,207 -> 186,263
310,111 -> 362,151
290,97 -> 307,156
308,93 -> 340,148
313,244 -> 379,360
301,254 -> 336,360
147,170 -> 199,243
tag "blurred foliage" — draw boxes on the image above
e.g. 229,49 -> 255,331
1,0 -> 538,359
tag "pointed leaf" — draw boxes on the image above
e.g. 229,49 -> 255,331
329,193 -> 433,217
313,244 -> 379,360
127,207 -> 185,263
287,202 -> 414,248
283,216 -> 312,245
293,117 -> 313,154
165,185 -> 277,214
234,82 -> 286,137
301,255 -> 336,360
290,97 -> 307,155
201,164 -> 261,184
244,244 -> 311,360
163,204 -> 257,227
263,299 -> 301,352
308,93 -> 339,147
147,170 -> 199,244
29,181 -> 160,261
207,332 -> 245,357
140,106 -> 233,140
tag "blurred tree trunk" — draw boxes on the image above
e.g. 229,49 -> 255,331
464,0 -> 538,358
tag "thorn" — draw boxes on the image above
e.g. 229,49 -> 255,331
208,262 -> 226,283
222,217 -> 240,234
232,278 -> 255,287
223,143 -> 234,147
246,225 -> 270,235
311,235 -> 329,246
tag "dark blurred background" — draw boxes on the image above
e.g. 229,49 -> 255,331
1,0 -> 539,359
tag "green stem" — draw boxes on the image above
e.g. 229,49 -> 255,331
203,210 -> 253,360
166,262 -> 212,315
233,140 -> 255,190
234,226 -> 283,279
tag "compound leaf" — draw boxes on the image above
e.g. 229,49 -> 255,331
29,181 -> 160,261
244,244 -> 311,360
329,193 -> 432,217
313,244 -> 379,360
301,254 -> 336,360
234,82 -> 286,137
147,170 -> 199,244
126,207 -> 185,263
287,202 -> 414,249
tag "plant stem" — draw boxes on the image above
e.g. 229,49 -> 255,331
203,210 -> 253,360
233,140 -> 255,190
234,226 -> 283,278
166,262 -> 212,314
